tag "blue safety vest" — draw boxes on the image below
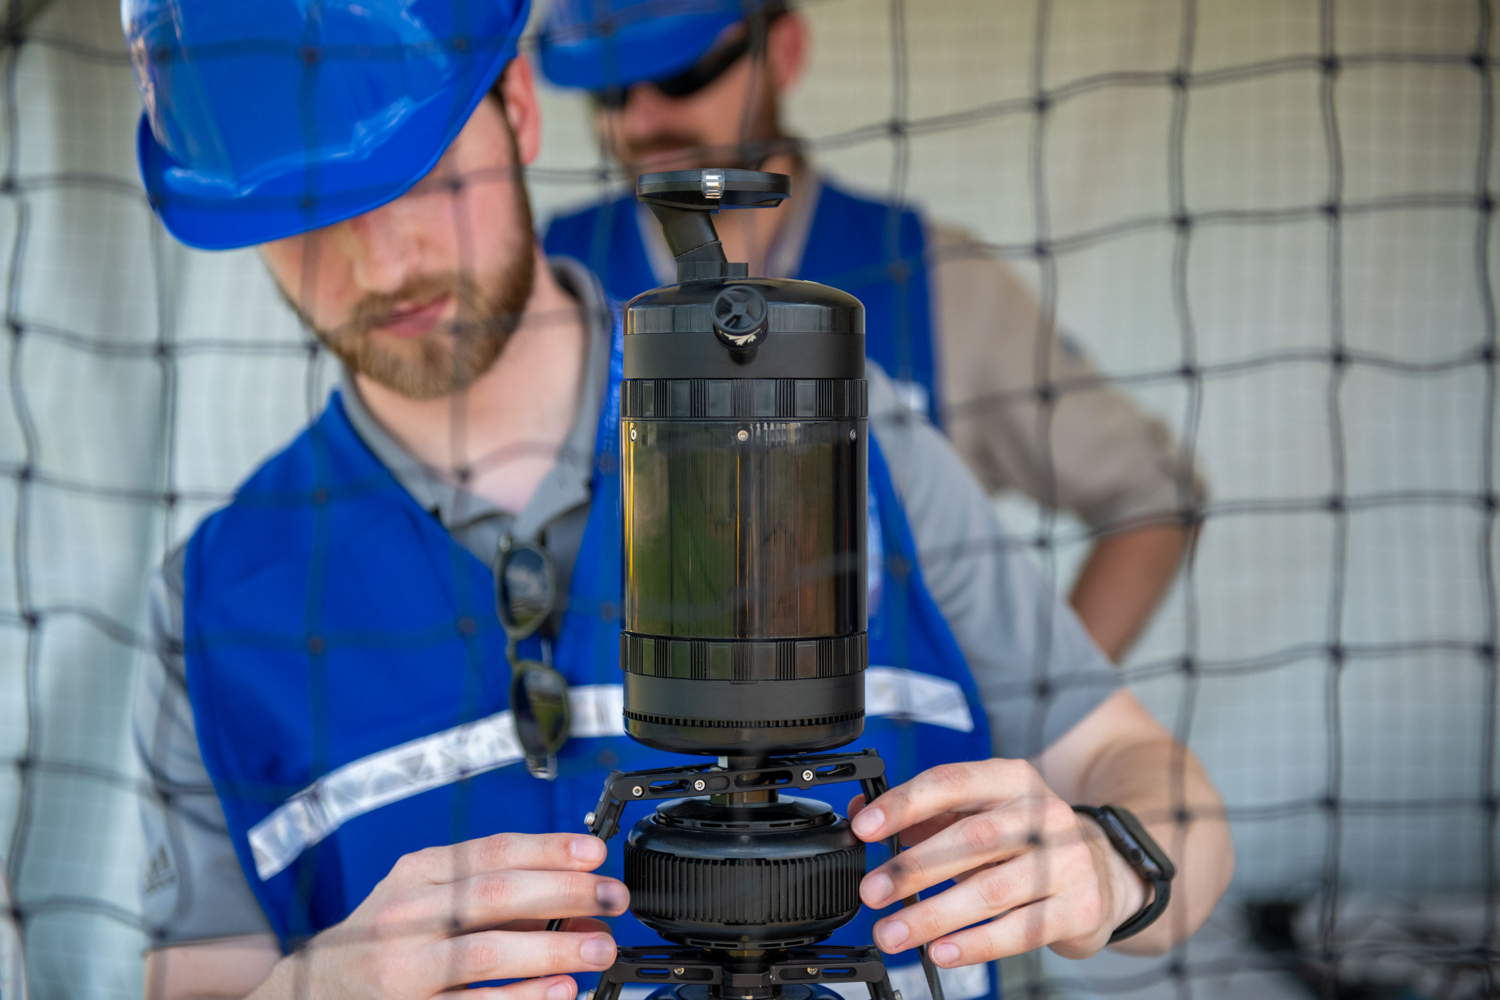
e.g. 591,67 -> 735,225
543,177 -> 941,427
183,325 -> 993,996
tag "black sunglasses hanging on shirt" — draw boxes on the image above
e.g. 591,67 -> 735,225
494,533 -> 572,780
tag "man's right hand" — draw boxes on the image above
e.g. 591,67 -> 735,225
252,831 -> 628,1000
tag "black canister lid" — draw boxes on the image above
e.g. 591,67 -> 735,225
624,277 -> 865,380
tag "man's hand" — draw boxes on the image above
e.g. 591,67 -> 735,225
258,832 -> 628,1000
848,760 -> 1147,968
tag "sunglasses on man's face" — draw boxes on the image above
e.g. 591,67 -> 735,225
494,534 -> 571,780
590,19 -> 768,110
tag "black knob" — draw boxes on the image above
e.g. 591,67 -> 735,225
712,285 -> 769,356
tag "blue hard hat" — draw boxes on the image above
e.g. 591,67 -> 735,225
124,0 -> 532,250
538,0 -> 768,93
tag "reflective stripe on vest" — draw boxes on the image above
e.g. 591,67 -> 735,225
247,668 -> 977,882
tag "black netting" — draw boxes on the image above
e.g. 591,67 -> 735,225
2,0 -> 1497,997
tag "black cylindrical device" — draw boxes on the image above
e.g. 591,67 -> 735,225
620,169 -> 868,758
577,172 -> 935,1000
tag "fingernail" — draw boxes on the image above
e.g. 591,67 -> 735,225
863,872 -> 894,907
596,880 -> 629,913
581,935 -> 615,967
875,919 -> 908,952
571,837 -> 605,863
547,982 -> 574,1000
851,806 -> 885,839
931,942 -> 960,966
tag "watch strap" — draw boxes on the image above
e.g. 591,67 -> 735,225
1073,804 -> 1175,944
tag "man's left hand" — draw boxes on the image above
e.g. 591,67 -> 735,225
848,759 -> 1146,967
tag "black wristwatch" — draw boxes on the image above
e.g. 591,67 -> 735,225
1072,805 -> 1176,943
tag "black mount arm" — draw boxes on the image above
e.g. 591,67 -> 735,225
636,168 -> 791,281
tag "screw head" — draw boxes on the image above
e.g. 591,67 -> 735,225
736,428 -> 749,442
629,427 -> 637,441
584,811 -> 596,827
849,428 -> 857,440
632,785 -> 644,797
673,967 -> 686,976
802,769 -> 815,782
806,967 -> 818,976
693,779 -> 706,791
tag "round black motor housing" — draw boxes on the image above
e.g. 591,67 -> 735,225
621,271 -> 869,756
623,796 -> 865,950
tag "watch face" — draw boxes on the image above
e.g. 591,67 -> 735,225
1101,806 -> 1176,880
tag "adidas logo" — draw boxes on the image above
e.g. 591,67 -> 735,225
143,845 -> 177,896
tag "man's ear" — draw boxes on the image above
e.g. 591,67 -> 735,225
767,11 -> 809,94
496,55 -> 543,165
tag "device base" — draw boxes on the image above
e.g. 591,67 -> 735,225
643,984 -> 850,1000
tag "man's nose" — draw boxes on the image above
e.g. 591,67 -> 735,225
619,83 -> 683,137
342,201 -> 420,295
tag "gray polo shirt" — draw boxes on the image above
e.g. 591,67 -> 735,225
134,258 -> 1120,945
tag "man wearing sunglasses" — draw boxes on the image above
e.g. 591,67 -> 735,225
539,0 -> 1204,665
128,1 -> 1229,998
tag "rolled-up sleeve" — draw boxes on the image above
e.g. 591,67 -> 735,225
929,223 -> 1206,531
135,548 -> 273,946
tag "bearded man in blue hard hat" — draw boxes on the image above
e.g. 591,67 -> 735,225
126,1 -> 1231,997
538,1 -> 1207,665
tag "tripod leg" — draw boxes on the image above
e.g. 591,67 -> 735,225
916,946 -> 945,1000
859,774 -> 946,1000
865,965 -> 898,1000
593,973 -> 624,1000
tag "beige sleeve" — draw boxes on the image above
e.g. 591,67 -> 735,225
929,222 -> 1206,531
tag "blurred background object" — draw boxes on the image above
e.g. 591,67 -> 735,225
2,0 -> 1495,996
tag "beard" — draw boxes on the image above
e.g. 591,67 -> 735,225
319,254 -> 534,400
287,189 -> 538,401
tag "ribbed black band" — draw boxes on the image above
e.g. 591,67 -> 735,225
625,843 -> 864,928
623,708 -> 865,730
621,377 -> 867,419
621,632 -> 867,680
